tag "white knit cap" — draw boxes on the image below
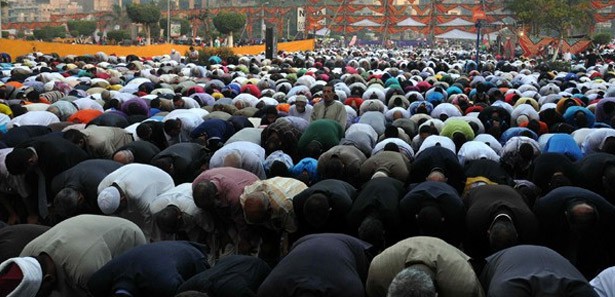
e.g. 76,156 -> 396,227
0,257 -> 43,297
98,186 -> 121,215
371,170 -> 389,179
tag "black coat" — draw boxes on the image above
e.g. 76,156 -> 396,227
87,241 -> 209,297
114,140 -> 161,164
178,255 -> 270,297
530,152 -> 579,194
464,184 -> 538,258
409,146 -> 466,194
50,159 -> 123,214
293,179 -> 357,237
575,153 -> 615,203
1,125 -> 51,147
0,224 -> 50,262
399,181 -> 465,246
151,142 -> 208,184
347,177 -> 405,244
480,245 -> 598,297
533,186 -> 615,278
137,121 -> 168,150
19,135 -> 89,180
257,233 -> 372,297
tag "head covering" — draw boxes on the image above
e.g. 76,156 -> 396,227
295,95 -> 308,103
371,170 -> 389,179
98,186 -> 121,215
0,257 -> 43,297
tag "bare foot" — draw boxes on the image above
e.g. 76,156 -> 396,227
7,213 -> 20,225
27,215 -> 40,225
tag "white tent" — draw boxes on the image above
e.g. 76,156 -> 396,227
397,17 -> 426,27
438,18 -> 475,27
435,29 -> 498,41
350,19 -> 383,27
315,28 -> 331,36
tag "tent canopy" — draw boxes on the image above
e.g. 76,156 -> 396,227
397,17 -> 426,27
350,19 -> 383,27
435,29 -> 498,41
438,18 -> 475,27
315,28 -> 331,36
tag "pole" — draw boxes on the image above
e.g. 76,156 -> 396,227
475,20 -> 481,68
261,3 -> 265,40
166,0 -> 170,43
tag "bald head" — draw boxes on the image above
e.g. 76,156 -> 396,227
426,170 -> 447,182
112,150 -> 134,164
223,152 -> 242,168
567,202 -> 596,227
243,191 -> 270,225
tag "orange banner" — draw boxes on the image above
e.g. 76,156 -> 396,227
0,38 -> 315,58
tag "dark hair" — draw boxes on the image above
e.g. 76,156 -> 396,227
155,205 -> 182,234
192,180 -> 218,209
26,90 -> 40,102
5,147 -> 34,175
384,125 -> 399,139
9,104 -> 27,117
358,215 -> 385,251
136,123 -> 153,140
602,137 -> 615,154
150,98 -> 161,109
63,129 -> 87,147
383,142 -> 400,152
54,187 -> 81,219
303,193 -> 330,228
304,140 -> 323,159
268,160 -> 290,178
518,143 -> 534,161
164,119 -> 181,134
320,155 -> 344,180
452,132 -> 467,152
488,218 -> 518,253
548,174 -> 572,192
151,156 -> 174,175
416,205 -> 444,235
526,119 -> 540,135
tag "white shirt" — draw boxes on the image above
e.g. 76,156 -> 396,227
209,141 -> 266,179
163,109 -> 205,143
72,98 -> 104,111
97,164 -> 175,239
9,110 -> 59,128
591,266 -> 615,297
373,138 -> 415,161
582,128 -> 615,155
416,135 -> 456,156
149,183 -> 213,241
457,141 -> 500,165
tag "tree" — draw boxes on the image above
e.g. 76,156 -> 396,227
593,32 -> 613,46
33,26 -> 66,41
106,30 -> 130,44
212,11 -> 246,47
505,0 -> 594,60
505,0 -> 593,38
126,3 -> 161,45
67,20 -> 97,38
